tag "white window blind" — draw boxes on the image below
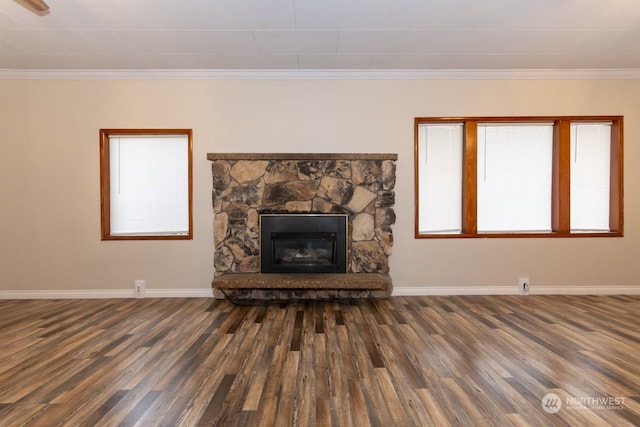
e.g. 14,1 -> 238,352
570,123 -> 611,232
109,134 -> 189,235
477,123 -> 553,232
418,123 -> 463,234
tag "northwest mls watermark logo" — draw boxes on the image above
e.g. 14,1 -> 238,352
566,396 -> 627,411
542,393 -> 562,414
542,392 -> 627,414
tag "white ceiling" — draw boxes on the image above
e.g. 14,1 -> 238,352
1,0 -> 640,71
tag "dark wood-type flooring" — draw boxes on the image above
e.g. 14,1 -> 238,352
0,295 -> 639,426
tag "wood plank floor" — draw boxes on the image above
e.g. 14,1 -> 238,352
0,295 -> 639,426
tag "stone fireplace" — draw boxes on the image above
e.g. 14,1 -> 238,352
207,153 -> 397,300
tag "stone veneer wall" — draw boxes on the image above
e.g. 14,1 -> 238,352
208,153 -> 397,276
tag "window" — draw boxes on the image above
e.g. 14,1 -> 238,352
100,129 -> 193,240
417,123 -> 463,234
570,123 -> 612,232
414,117 -> 623,238
476,123 -> 553,233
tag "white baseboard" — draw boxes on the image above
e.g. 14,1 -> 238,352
392,286 -> 518,296
392,285 -> 640,296
526,285 -> 640,295
2,285 -> 638,299
0,288 -> 214,299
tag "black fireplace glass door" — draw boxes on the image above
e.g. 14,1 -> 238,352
271,232 -> 337,273
260,214 -> 348,274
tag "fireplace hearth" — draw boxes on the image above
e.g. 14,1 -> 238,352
260,213 -> 347,274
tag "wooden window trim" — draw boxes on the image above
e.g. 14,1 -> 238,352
610,119 -> 624,232
462,121 -> 477,234
414,116 -> 623,239
552,120 -> 571,233
100,129 -> 193,241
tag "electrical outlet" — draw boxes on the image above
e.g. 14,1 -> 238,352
134,280 -> 146,298
518,277 -> 530,295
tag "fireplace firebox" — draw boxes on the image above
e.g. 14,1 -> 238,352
260,214 -> 348,274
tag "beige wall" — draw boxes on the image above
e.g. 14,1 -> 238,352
1,78 -> 639,296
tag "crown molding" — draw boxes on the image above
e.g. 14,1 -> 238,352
1,68 -> 640,80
